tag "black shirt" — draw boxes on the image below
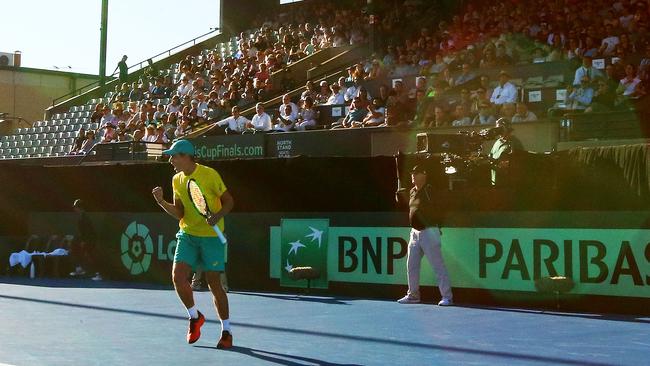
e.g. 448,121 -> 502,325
409,184 -> 441,230
77,212 -> 96,244
118,60 -> 128,79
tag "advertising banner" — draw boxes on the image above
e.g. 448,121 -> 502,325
271,225 -> 650,298
279,219 -> 329,289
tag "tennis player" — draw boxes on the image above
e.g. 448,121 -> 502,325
152,139 -> 234,349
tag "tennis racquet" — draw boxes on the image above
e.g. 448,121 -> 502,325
187,178 -> 227,244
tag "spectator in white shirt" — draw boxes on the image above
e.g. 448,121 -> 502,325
217,106 -> 250,133
166,96 -> 182,114
177,76 -> 192,97
326,84 -> 346,105
248,103 -> 272,131
195,93 -> 209,118
144,125 -> 158,142
278,94 -> 299,123
618,63 -> 642,97
599,24 -> 620,56
573,56 -> 602,86
451,104 -> 472,127
490,71 -> 518,105
511,102 -> 538,123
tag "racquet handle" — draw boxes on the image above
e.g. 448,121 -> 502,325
212,225 -> 228,245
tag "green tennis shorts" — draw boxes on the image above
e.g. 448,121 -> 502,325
174,231 -> 225,272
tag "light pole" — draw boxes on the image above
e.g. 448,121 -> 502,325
99,0 -> 109,86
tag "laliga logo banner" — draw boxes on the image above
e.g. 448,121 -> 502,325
270,225 -> 650,298
120,221 -> 154,275
119,219 -> 178,276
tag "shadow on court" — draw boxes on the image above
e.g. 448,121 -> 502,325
230,291 -> 351,305
456,304 -> 650,325
0,293 -> 620,366
0,276 -> 171,290
195,345 -> 362,366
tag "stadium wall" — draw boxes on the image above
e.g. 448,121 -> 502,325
0,67 -> 99,124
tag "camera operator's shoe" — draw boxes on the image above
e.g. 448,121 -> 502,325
438,297 -> 453,306
69,266 -> 86,277
91,273 -> 103,281
397,294 -> 420,304
187,311 -> 205,344
216,330 -> 233,349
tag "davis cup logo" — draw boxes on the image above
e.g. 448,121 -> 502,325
121,221 -> 154,275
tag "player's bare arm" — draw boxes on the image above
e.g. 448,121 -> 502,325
207,190 -> 234,227
152,186 -> 184,220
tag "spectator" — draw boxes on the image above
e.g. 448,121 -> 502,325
326,84 -> 346,105
116,121 -> 133,142
451,104 -> 472,127
101,124 -> 116,143
79,130 -> 97,154
617,63 -> 642,97
296,97 -> 318,130
455,63 -> 476,86
428,106 -> 449,128
90,104 -> 105,124
132,129 -> 145,142
217,106 -> 250,133
316,81 -> 330,104
114,55 -> 128,82
69,128 -> 86,154
175,117 -> 192,137
511,102 -> 538,123
155,125 -> 169,143
362,98 -> 386,127
573,56 -> 602,86
337,96 -> 368,128
499,103 -> 516,122
177,76 -> 192,97
129,82 -> 144,101
143,125 -> 157,142
113,83 -> 130,104
599,24 -> 620,56
301,81 -> 317,101
490,71 -> 518,105
587,78 -> 617,112
249,103 -> 273,131
567,76 -> 595,110
472,103 -> 496,125
166,96 -> 182,114
278,94 -> 299,124
150,77 -> 167,99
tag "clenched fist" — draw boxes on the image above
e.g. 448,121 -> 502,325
152,186 -> 164,203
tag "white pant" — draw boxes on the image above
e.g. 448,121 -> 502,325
406,227 -> 453,300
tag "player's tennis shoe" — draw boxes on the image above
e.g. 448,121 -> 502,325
216,330 -> 233,349
187,311 -> 205,344
438,298 -> 453,306
397,294 -> 421,304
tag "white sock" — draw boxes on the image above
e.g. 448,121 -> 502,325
187,306 -> 199,319
221,319 -> 231,333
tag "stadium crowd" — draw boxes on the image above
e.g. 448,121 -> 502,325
65,0 -> 650,152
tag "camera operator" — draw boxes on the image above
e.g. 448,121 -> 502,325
396,165 -> 453,306
489,118 -> 523,187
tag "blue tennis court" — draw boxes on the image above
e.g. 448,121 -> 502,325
0,277 -> 648,366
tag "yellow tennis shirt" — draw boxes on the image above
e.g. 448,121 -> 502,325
172,164 -> 227,237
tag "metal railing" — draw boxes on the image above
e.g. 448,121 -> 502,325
51,28 -> 222,107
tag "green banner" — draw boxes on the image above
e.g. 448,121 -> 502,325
191,134 -> 265,160
280,219 -> 329,289
271,225 -> 650,298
